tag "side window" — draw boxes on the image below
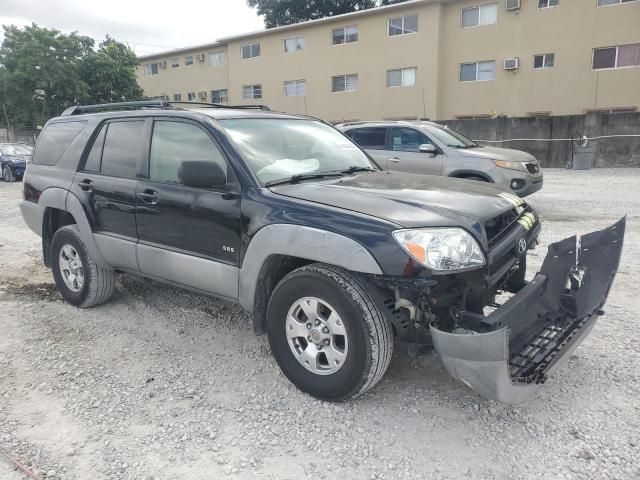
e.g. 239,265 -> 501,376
350,127 -> 387,150
390,127 -> 431,152
149,121 -> 228,186
100,120 -> 146,178
32,121 -> 86,166
83,124 -> 107,172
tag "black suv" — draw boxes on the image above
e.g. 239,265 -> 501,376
20,101 -> 625,404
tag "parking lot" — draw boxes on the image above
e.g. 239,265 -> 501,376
0,168 -> 639,480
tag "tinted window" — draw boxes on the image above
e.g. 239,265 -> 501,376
149,121 -> 228,185
350,128 -> 387,150
100,121 -> 145,178
592,47 -> 617,69
32,121 -> 86,165
390,127 -> 430,152
83,124 -> 107,172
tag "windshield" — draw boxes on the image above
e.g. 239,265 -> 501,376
422,125 -> 478,149
219,118 -> 375,184
0,145 -> 31,156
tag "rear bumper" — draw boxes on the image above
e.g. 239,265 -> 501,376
431,217 -> 625,404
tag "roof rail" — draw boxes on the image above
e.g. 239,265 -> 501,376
61,100 -> 172,116
169,101 -> 271,111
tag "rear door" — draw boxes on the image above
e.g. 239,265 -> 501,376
344,127 -> 388,167
135,117 -> 242,299
387,127 -> 444,175
71,118 -> 149,271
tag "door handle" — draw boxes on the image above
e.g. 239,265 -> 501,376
389,157 -> 401,163
137,189 -> 159,205
78,179 -> 93,191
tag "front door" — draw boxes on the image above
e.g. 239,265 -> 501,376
386,127 -> 444,176
135,118 -> 242,299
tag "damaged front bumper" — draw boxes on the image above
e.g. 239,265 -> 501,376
431,217 -> 626,404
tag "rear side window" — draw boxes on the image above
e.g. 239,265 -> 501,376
32,121 -> 86,165
100,121 -> 145,178
83,124 -> 107,172
349,127 -> 387,150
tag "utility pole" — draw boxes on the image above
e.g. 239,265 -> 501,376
2,104 -> 11,142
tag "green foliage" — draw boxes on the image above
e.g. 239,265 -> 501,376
0,24 -> 143,129
247,0 -> 394,28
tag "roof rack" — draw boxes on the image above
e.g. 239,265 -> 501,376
61,100 -> 272,116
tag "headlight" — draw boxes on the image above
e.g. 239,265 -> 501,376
492,160 -> 527,172
393,228 -> 485,272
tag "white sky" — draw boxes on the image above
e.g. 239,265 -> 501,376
0,0 -> 265,55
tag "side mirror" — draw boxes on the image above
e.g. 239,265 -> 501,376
178,160 -> 227,188
419,144 -> 437,154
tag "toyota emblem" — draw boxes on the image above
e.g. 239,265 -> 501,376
518,237 -> 527,255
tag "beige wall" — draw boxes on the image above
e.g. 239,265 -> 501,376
137,0 -> 640,121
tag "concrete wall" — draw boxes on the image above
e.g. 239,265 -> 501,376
439,112 -> 640,168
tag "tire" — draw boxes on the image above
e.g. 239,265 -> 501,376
266,263 -> 394,401
51,225 -> 115,308
2,165 -> 16,182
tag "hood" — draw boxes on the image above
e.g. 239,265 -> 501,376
270,171 -> 523,234
459,146 -> 536,162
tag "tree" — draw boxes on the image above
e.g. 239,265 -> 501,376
0,24 -> 143,129
247,0 -> 397,28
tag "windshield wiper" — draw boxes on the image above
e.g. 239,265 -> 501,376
264,172 -> 343,187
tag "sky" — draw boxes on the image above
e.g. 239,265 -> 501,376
0,0 -> 266,56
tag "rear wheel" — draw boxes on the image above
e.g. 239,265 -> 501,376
2,165 -> 16,182
267,263 -> 393,401
51,225 -> 115,308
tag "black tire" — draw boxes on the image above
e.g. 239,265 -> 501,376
266,263 -> 394,401
51,225 -> 115,308
2,165 -> 16,182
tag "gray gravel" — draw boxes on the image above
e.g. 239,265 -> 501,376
0,168 -> 639,480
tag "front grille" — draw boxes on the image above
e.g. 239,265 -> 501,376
485,207 -> 520,247
525,163 -> 539,174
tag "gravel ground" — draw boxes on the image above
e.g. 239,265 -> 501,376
0,169 -> 638,480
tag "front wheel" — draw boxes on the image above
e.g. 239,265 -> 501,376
2,165 -> 16,182
267,264 -> 394,401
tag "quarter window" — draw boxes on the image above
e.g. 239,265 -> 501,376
283,35 -> 305,53
242,84 -> 263,100
332,26 -> 358,45
387,67 -> 417,87
31,121 -> 86,166
83,124 -> 107,172
143,63 -> 158,75
461,4 -> 498,27
211,89 -> 229,103
347,127 -> 387,150
283,80 -> 306,97
209,51 -> 227,66
184,56 -> 194,66
100,121 -> 145,178
593,44 -> 640,69
390,127 -> 431,152
538,0 -> 559,7
149,121 -> 227,185
460,61 -> 495,81
332,74 -> 358,93
388,15 -> 418,36
534,53 -> 555,69
241,43 -> 261,59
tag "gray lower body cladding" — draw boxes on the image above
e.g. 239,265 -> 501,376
431,217 -> 625,404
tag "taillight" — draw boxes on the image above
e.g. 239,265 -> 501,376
22,182 -> 40,203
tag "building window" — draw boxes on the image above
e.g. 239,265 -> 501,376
332,74 -> 358,93
593,44 -> 640,69
388,15 -> 418,36
184,56 -> 194,66
242,84 -> 262,100
171,57 -> 180,68
173,93 -> 182,101
143,63 -> 159,76
598,0 -> 639,5
387,67 -> 417,87
241,43 -> 261,59
461,4 -> 498,28
459,61 -> 495,81
332,26 -> 358,45
187,92 -> 196,101
584,106 -> 637,114
283,79 -> 306,97
209,52 -> 227,66
533,53 -> 555,69
211,89 -> 228,103
283,35 -> 305,53
538,0 -> 559,7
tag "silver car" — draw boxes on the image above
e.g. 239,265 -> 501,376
337,121 -> 543,197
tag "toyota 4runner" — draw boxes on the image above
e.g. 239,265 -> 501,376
20,101 -> 625,404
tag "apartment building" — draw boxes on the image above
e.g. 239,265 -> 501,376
136,0 -> 640,122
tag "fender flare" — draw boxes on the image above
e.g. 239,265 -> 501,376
238,224 -> 383,312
